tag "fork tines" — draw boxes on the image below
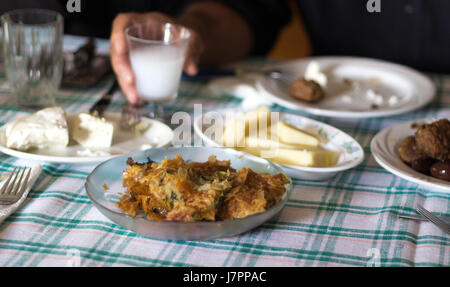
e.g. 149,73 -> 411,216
416,204 -> 450,234
0,167 -> 32,204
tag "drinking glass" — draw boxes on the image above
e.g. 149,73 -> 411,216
125,22 -> 190,121
0,28 -> 3,75
1,9 -> 63,109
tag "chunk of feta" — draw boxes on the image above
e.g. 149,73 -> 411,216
71,113 -> 114,148
304,61 -> 328,87
366,89 -> 384,105
5,107 -> 69,151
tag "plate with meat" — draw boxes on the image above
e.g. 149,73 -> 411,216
255,56 -> 435,118
371,118 -> 450,193
85,147 -> 292,240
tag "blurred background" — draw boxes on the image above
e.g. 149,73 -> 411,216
0,0 -> 310,60
1,0 -> 448,73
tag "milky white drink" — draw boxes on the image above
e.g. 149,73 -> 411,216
129,45 -> 185,102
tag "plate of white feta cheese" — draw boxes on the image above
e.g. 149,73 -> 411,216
0,107 -> 173,164
255,56 -> 435,118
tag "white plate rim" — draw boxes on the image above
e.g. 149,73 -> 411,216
193,108 -> 365,174
256,56 -> 435,118
0,112 -> 174,164
370,119 -> 450,193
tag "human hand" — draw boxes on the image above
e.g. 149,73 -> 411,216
110,12 -> 204,104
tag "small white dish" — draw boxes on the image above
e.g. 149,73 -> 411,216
256,56 -> 435,118
371,119 -> 450,193
0,113 -> 173,164
194,108 -> 364,180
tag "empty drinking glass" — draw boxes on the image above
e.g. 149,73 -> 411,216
0,28 -> 3,75
2,9 -> 63,109
126,22 -> 191,120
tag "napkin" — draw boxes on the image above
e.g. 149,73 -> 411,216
207,73 -> 273,110
0,165 -> 42,225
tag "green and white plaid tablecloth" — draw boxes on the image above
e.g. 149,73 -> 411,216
0,36 -> 448,267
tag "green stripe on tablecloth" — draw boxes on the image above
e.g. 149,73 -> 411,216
4,206 -> 448,266
27,198 -> 95,266
0,235 -> 396,267
262,222 -> 449,245
7,212 -> 447,265
5,186 -> 90,266
0,239 -> 192,267
292,181 -> 450,199
0,161 -> 89,180
285,200 -> 450,217
28,192 -> 90,204
0,53 -> 449,266
14,211 -> 443,243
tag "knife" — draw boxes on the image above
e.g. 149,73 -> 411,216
89,79 -> 119,117
74,38 -> 96,70
397,213 -> 450,222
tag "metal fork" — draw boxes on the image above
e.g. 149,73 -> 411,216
0,168 -> 32,205
120,103 -> 143,131
416,205 -> 450,234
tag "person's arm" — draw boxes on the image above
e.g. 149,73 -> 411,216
110,1 -> 254,104
178,1 -> 254,70
110,12 -> 174,104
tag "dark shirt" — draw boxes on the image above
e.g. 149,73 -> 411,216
297,0 -> 450,73
58,0 -> 290,56
60,0 -> 188,39
3,1 -> 447,73
0,0 -> 290,56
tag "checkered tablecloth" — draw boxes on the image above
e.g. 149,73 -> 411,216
0,36 -> 448,267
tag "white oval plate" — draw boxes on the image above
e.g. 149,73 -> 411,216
194,108 -> 364,180
0,113 -> 173,164
371,119 -> 450,193
256,56 -> 435,118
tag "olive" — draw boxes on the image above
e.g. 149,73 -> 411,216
410,157 -> 435,174
430,160 -> 450,181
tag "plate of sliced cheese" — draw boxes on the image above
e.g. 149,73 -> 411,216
0,107 -> 173,164
194,106 -> 364,180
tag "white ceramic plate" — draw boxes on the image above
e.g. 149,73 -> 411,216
256,56 -> 435,118
371,119 -> 450,193
0,113 -> 173,164
194,108 -> 364,180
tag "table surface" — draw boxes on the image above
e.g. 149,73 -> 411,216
0,36 -> 448,267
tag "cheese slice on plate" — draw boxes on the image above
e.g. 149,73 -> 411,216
267,148 -> 339,167
71,113 -> 114,148
239,146 -> 338,167
4,106 -> 69,151
222,106 -> 271,148
275,121 -> 320,147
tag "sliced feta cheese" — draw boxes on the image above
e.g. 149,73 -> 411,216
304,61 -> 327,87
222,117 -> 246,148
72,113 -> 114,148
388,95 -> 399,106
341,95 -> 353,103
5,106 -> 69,151
238,147 -> 339,167
222,106 -> 271,148
76,148 -> 111,157
275,121 -> 320,147
366,89 -> 384,105
270,148 -> 339,167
